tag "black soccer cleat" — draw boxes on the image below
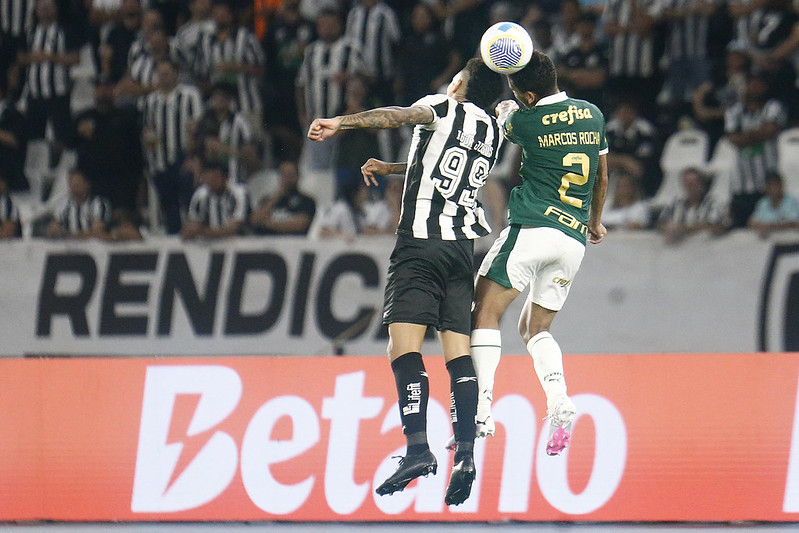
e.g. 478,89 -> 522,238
375,449 -> 438,496
445,454 -> 476,506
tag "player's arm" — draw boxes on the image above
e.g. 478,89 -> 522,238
307,105 -> 433,142
361,158 -> 407,186
588,153 -> 608,244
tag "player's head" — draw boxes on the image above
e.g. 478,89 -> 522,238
450,57 -> 503,112
508,51 -> 558,108
68,169 -> 91,202
202,158 -> 229,194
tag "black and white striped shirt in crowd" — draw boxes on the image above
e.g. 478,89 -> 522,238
174,18 -> 215,80
128,44 -> 186,90
0,193 -> 19,225
345,1 -> 401,80
1,0 -> 34,39
603,0 -> 662,77
658,195 -> 723,227
296,36 -> 364,120
196,28 -> 265,113
724,98 -> 787,194
398,94 -> 502,240
26,22 -> 74,99
187,183 -> 248,229
664,0 -> 710,61
56,195 -> 112,234
142,84 -> 203,173
219,111 -> 253,183
729,0 -> 762,46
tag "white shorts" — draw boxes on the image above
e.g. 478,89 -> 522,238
478,225 -> 585,311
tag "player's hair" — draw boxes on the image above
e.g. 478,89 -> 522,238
509,51 -> 558,97
463,57 -> 503,112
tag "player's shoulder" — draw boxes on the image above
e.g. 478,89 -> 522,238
567,97 -> 606,122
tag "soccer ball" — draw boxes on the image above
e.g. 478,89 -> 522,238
480,22 -> 534,75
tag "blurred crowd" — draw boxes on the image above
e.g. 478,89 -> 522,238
1,0 -> 799,245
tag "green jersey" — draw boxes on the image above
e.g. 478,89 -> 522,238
503,92 -> 608,244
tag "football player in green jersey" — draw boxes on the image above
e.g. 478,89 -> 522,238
470,51 -> 609,456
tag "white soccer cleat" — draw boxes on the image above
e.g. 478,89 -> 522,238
546,396 -> 576,456
475,395 -> 495,438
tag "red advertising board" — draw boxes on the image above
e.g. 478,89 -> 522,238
0,353 -> 798,522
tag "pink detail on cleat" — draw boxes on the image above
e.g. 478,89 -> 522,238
546,425 -> 571,456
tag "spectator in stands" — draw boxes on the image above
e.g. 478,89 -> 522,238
429,0 -> 491,65
0,173 -> 21,239
345,0 -> 401,105
262,0 -> 314,162
660,0 -> 717,120
74,77 -> 143,225
529,19 -> 559,61
114,24 -> 175,101
603,0 -> 663,118
249,159 -> 315,235
46,169 -> 112,240
748,0 -> 799,121
657,167 -> 726,244
748,171 -> 799,238
142,58 -> 203,234
100,0 -> 142,83
197,82 -> 258,183
724,73 -> 786,228
309,181 -> 369,241
18,0 -> 81,150
0,0 -> 35,96
602,172 -> 651,230
728,0 -> 763,48
606,100 -> 661,197
196,1 -> 265,130
557,11 -> 608,110
0,84 -> 27,192
551,0 -> 581,59
361,175 -> 402,235
296,8 -> 363,170
173,0 -> 214,81
692,42 -> 751,150
333,76 -> 383,198
396,3 -> 461,107
181,158 -> 248,240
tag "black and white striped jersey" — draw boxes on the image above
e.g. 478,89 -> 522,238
0,193 -> 19,225
345,1 -> 401,80
398,94 -> 502,240
658,195 -> 724,227
724,98 -> 786,194
196,27 -> 265,113
1,0 -> 34,39
296,36 -> 364,120
729,0 -> 762,46
25,22 -> 75,99
663,0 -> 710,61
187,183 -> 248,229
218,111 -> 253,183
603,0 -> 662,78
56,195 -> 112,234
142,84 -> 203,173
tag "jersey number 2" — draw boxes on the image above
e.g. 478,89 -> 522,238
559,152 -> 589,208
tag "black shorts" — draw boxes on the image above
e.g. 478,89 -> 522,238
383,233 -> 475,336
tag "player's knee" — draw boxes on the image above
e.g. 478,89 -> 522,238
518,319 -> 549,345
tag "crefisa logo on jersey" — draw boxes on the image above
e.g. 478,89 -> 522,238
759,243 -> 799,352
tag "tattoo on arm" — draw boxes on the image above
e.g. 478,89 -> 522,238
338,106 -> 434,130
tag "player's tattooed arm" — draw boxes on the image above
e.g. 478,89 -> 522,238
338,105 -> 434,130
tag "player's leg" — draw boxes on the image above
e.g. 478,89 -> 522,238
440,330 -> 478,506
437,238 -> 480,506
375,322 -> 438,496
471,225 -> 524,438
521,229 -> 586,455
376,235 -> 442,496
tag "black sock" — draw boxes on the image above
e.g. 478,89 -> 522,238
391,352 -> 429,455
447,355 -> 478,462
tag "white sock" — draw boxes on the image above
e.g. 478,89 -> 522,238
526,331 -> 567,406
470,328 -> 502,402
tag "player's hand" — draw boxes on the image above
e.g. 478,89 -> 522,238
307,117 -> 341,142
361,158 -> 391,186
588,222 -> 607,244
496,99 -> 519,117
